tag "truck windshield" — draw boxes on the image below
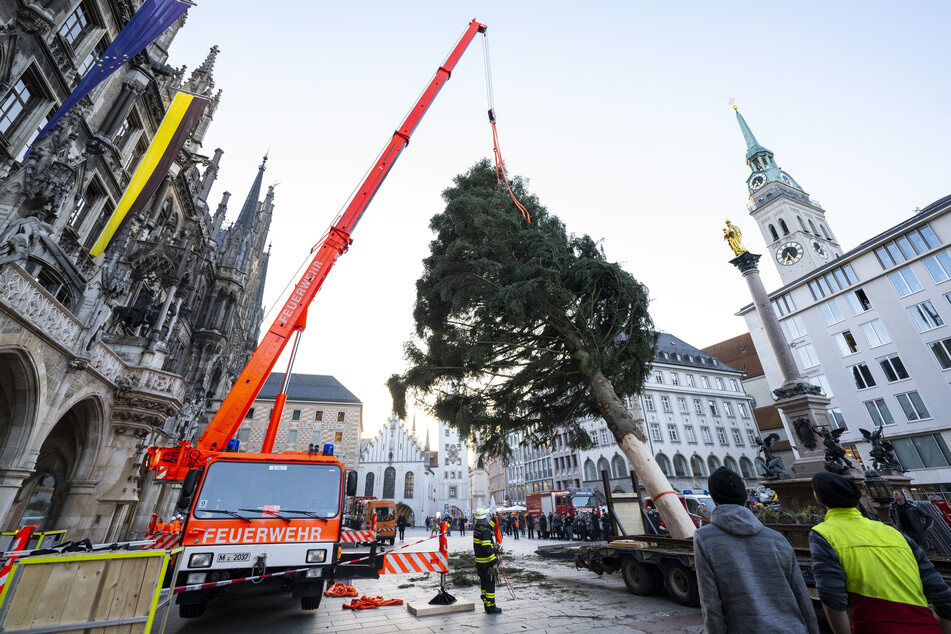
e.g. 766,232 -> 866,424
193,461 -> 341,520
571,494 -> 597,508
372,506 -> 394,521
686,496 -> 716,518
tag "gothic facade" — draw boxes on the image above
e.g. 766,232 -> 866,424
0,1 -> 272,541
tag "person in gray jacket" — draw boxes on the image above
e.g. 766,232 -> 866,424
889,490 -> 934,551
693,467 -> 818,634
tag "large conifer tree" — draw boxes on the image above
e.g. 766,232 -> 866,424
389,160 -> 694,538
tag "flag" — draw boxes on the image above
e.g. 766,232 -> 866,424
90,91 -> 207,256
31,0 -> 190,148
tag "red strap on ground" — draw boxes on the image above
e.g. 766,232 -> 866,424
324,582 -> 359,597
342,595 -> 404,610
490,120 -> 531,223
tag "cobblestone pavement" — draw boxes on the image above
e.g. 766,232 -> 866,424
162,527 -> 703,633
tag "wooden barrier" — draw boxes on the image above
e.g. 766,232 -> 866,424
0,549 -> 171,633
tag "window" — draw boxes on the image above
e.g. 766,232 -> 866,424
685,374 -> 695,387
819,300 -> 845,326
668,425 -> 680,442
860,320 -> 891,348
449,486 -> 457,498
364,472 -> 375,497
923,251 -> 951,284
808,265 -> 858,300
58,3 -> 91,47
643,395 -> 655,411
700,376 -> 710,389
896,392 -> 931,421
450,471 -> 456,479
315,411 -> 323,421
746,429 -> 758,445
808,374 -> 834,397
245,408 -> 255,419
404,472 -> 414,498
310,430 -> 319,444
772,294 -> 796,317
716,427 -> 728,445
649,423 -> 662,442
889,268 -> 923,297
0,77 -> 34,135
236,427 -> 249,442
655,454 -> 672,477
795,344 -> 820,369
738,402 -> 750,419
291,409 -> 301,421
684,426 -> 696,443
783,315 -> 807,340
780,219 -> 789,235
708,400 -> 720,417
878,354 -> 910,383
77,36 -> 106,75
690,456 -> 706,477
694,399 -> 704,416
700,427 -> 713,444
654,372 -> 664,384
337,411 -> 345,422
845,288 -> 872,315
829,409 -> 847,430
769,224 -> 779,241
732,428 -> 743,445
677,397 -> 688,414
876,226 -> 942,269
730,379 -> 739,392
797,215 -> 807,232
849,363 -> 876,389
334,431 -> 343,443
661,396 -> 672,413
724,402 -> 735,418
673,455 -> 688,477
890,434 -> 951,470
929,338 -> 951,370
908,301 -> 944,332
670,372 -> 679,385
834,330 -> 859,356
287,429 -> 298,444
714,377 -> 725,390
864,399 -> 895,426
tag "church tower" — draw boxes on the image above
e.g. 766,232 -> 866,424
735,106 -> 843,283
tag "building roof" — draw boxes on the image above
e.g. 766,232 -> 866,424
258,372 -> 361,404
654,332 -> 742,374
738,192 -> 951,314
700,332 -> 763,378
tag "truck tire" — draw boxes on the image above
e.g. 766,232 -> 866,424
301,594 -> 322,610
178,601 -> 208,618
389,536 -> 395,545
621,558 -> 662,596
663,561 -> 700,607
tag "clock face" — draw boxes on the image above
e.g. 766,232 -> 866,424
781,172 -> 794,186
749,173 -> 767,190
776,241 -> 803,266
812,240 -> 828,259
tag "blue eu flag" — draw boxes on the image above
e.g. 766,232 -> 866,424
30,0 -> 190,149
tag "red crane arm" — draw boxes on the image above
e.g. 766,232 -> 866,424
197,19 -> 488,453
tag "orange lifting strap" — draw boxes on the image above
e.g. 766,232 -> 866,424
490,116 -> 531,223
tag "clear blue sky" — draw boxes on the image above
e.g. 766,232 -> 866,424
167,1 -> 951,439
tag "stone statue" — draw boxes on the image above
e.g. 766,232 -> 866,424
723,220 -> 748,256
792,417 -> 818,451
815,426 -> 853,475
860,427 -> 905,473
755,433 -> 787,479
0,216 -> 52,266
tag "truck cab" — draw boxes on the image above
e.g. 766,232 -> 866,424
365,500 -> 396,545
644,492 -> 715,532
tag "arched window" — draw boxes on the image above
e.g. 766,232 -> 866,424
739,457 -> 755,479
612,454 -> 626,479
707,455 -> 721,474
820,224 -> 830,239
597,457 -> 610,478
584,459 -> 597,481
690,455 -> 706,478
673,454 -> 688,478
655,453 -> 672,477
724,456 -> 740,474
404,471 -> 415,498
383,466 -> 396,499
21,473 -> 56,528
779,219 -> 789,235
808,219 -> 818,235
797,216 -> 807,232
364,472 -> 375,498
768,224 -> 779,241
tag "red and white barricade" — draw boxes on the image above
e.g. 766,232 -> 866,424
380,549 -> 448,574
339,529 -> 376,544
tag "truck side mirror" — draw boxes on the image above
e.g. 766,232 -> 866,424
175,468 -> 203,515
346,471 -> 358,497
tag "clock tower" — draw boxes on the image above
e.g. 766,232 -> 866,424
735,106 -> 843,284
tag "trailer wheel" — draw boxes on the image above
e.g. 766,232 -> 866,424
620,558 -> 662,595
178,601 -> 208,618
663,561 -> 700,607
301,594 -> 322,610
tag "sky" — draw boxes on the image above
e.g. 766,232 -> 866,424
166,1 -> 951,442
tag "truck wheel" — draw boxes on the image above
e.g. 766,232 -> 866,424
663,561 -> 700,607
178,601 -> 208,618
301,594 -> 322,610
389,536 -> 395,545
621,558 -> 662,596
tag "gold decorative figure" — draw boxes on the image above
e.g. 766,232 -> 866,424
729,97 -> 737,111
723,220 -> 748,256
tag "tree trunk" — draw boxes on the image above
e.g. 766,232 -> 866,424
588,370 -> 696,540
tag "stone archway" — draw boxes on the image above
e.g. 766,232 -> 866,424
0,348 -> 40,526
395,502 -> 415,526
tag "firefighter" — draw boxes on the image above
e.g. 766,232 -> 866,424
473,508 -> 503,614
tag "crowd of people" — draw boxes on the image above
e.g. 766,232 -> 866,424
419,509 -> 614,543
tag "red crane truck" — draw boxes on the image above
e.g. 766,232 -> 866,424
145,19 -> 488,618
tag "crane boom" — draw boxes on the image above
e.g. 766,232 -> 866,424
156,19 -> 486,469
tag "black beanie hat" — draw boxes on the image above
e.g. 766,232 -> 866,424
811,472 -> 862,508
708,467 -> 747,506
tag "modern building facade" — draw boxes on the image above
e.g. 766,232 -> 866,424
0,2 -> 273,540
732,109 -> 951,501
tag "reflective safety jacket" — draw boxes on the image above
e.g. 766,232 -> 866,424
473,519 -> 498,567
811,507 -> 946,632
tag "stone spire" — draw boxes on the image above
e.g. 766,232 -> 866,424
235,154 -> 266,234
199,148 -> 224,202
185,45 -> 219,95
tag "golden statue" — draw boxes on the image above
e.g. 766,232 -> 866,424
723,220 -> 748,256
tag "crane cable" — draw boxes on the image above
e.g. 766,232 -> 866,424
482,34 -> 531,224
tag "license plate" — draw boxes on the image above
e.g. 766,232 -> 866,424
217,552 -> 250,563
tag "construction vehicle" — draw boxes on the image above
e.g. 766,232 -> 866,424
144,18 -> 489,618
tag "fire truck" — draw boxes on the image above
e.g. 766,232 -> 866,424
527,488 -> 605,519
144,19 -> 488,618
